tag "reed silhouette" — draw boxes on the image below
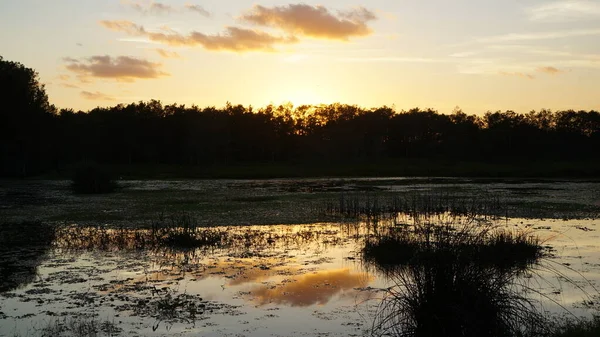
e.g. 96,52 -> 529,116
363,218 -> 547,337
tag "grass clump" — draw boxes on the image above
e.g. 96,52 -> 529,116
551,316 -> 600,337
71,163 -> 118,194
364,218 -> 547,337
363,223 -> 543,273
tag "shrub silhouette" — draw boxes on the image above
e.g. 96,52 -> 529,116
71,163 -> 117,194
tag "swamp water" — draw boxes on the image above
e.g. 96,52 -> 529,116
1,179 -> 600,336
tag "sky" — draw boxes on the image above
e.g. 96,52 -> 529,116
1,0 -> 599,114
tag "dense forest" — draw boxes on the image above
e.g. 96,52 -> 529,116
2,56 -> 600,178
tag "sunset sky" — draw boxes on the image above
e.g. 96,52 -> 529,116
1,0 -> 599,114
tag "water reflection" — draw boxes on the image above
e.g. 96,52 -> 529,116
251,268 -> 372,307
3,218 -> 597,337
0,222 -> 55,292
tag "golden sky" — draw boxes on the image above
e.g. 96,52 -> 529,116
1,0 -> 599,113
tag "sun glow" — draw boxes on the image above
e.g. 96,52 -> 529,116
278,88 -> 331,107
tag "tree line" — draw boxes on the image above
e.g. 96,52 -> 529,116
1,56 -> 599,177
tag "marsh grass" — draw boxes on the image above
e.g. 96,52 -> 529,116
54,213 -> 223,252
39,317 -> 121,337
327,192 -> 505,220
53,215 -> 346,256
9,316 -> 122,337
363,222 -> 543,273
550,316 -> 600,337
363,211 -> 548,337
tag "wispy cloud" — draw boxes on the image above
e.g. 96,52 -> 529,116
155,48 -> 181,58
240,4 -> 377,41
100,20 -> 298,52
340,56 -> 445,63
60,83 -> 80,89
65,55 -> 169,82
122,0 -> 173,15
185,3 -> 210,17
80,91 -> 116,101
449,51 -> 479,58
527,1 -> 600,22
499,71 -> 535,80
537,66 -> 562,74
477,28 -> 600,43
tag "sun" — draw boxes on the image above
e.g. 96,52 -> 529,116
280,88 -> 327,107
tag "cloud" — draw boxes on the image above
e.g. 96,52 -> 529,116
240,4 -> 377,40
527,1 -> 600,21
499,71 -> 535,80
80,91 -> 116,101
185,3 -> 210,17
100,20 -> 298,52
477,29 -> 600,43
65,55 -> 169,82
60,83 -> 80,89
155,48 -> 181,58
340,56 -> 445,63
537,66 -> 562,74
122,0 -> 173,15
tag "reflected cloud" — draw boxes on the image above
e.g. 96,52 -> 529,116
251,268 -> 372,307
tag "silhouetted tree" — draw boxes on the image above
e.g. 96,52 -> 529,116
0,56 -> 55,176
2,56 -> 600,178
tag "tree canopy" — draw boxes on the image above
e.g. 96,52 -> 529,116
1,56 -> 599,177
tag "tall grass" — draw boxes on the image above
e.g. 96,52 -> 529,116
54,214 -> 224,252
327,192 -> 505,220
362,208 -> 547,337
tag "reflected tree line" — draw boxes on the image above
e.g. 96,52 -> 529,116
2,56 -> 600,177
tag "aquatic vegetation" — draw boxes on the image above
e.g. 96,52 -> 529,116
362,213 -> 547,337
363,222 -> 543,273
2,181 -> 600,337
327,192 -> 506,220
35,316 -> 120,337
551,316 -> 600,337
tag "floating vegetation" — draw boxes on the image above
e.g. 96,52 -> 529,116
36,316 -> 122,337
54,214 -> 225,252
